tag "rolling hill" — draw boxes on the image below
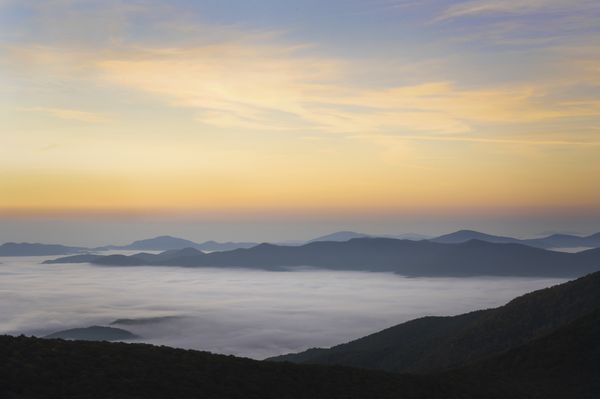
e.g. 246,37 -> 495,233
268,270 -> 600,373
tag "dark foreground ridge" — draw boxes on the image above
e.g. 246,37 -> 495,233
3,304 -> 600,399
442,307 -> 600,398
46,237 -> 600,277
269,270 -> 600,373
0,335 -> 449,399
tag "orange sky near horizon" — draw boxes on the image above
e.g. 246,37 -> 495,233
1,0 -> 599,219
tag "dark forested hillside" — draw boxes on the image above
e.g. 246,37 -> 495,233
0,335 -> 454,399
2,306 -> 600,399
443,308 -> 600,399
269,271 -> 600,373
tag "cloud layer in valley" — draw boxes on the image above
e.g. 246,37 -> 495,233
0,256 -> 566,359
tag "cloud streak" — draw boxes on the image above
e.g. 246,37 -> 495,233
436,0 -> 600,21
18,107 -> 110,123
7,42 -> 595,138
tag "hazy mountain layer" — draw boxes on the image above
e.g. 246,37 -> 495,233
0,242 -> 85,256
46,238 -> 600,277
431,229 -> 600,249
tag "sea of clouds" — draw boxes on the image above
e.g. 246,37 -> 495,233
0,255 -> 567,359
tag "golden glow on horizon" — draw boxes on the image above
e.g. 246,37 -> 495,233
1,1 -> 599,217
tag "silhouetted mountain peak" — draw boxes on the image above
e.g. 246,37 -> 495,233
545,233 -> 579,239
308,231 -> 371,242
433,230 -> 518,244
127,236 -> 199,250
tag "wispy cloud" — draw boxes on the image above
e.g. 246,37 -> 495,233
19,107 -> 110,123
6,40 -> 599,139
436,0 -> 599,21
96,50 -> 600,135
3,0 -> 598,139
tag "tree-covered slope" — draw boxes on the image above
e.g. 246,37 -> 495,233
444,307 -> 600,399
270,271 -> 600,373
0,335 -> 453,399
2,307 -> 600,399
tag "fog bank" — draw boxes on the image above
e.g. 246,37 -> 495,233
0,256 -> 566,359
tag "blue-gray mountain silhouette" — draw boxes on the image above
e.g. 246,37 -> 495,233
308,231 -> 430,242
43,325 -> 139,341
431,229 -> 600,249
45,238 -> 600,277
96,235 -> 258,252
0,242 -> 85,256
308,231 -> 371,242
431,230 -> 522,244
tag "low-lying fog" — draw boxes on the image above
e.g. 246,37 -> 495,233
0,255 -> 567,359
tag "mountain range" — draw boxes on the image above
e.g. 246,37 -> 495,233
3,270 -> 600,398
432,229 -> 600,249
45,237 -> 600,277
95,235 -> 258,252
0,230 -> 600,256
3,229 -> 599,256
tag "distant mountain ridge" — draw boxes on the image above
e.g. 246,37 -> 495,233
45,237 -> 600,277
309,231 -> 431,242
96,235 -> 258,252
431,229 -> 600,249
5,229 -> 599,256
308,231 -> 371,242
431,230 -> 521,244
0,242 -> 85,256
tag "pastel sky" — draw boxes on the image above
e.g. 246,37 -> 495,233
1,0 -> 599,243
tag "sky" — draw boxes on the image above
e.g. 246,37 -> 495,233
1,0 -> 600,244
